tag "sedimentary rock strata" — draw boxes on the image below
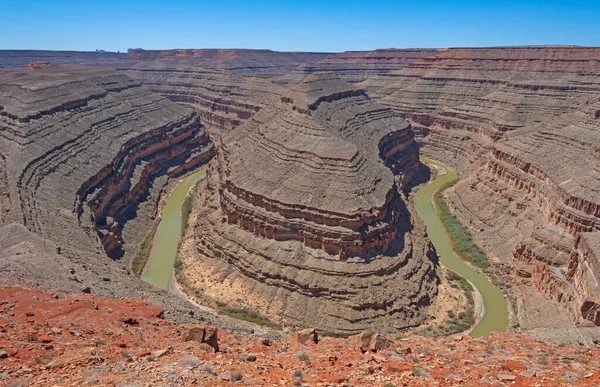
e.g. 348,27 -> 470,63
0,64 -> 215,259
0,50 -> 124,68
118,65 -> 285,133
180,73 -> 437,333
566,233 -> 600,325
284,48 -> 438,84
337,47 -> 600,330
120,49 -> 332,78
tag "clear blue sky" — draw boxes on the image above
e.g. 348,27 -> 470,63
1,0 -> 598,52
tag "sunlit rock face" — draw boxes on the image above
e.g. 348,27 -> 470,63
0,64 -> 214,260
184,73 -> 438,334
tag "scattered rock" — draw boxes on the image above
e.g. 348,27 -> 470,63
357,331 -> 390,352
395,346 -> 412,355
38,334 -> 53,343
182,325 -> 219,352
501,360 -> 527,372
47,347 -> 103,369
0,350 -> 8,358
497,373 -> 516,381
297,328 -> 318,345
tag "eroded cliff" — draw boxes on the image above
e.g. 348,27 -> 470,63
177,73 -> 437,334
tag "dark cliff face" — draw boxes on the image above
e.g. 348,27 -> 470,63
0,65 -> 214,260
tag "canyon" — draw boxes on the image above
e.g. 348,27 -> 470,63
177,72 -> 437,334
0,47 -> 599,345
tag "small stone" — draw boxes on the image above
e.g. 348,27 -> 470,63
0,350 -> 8,359
261,339 -> 272,346
246,354 -> 257,362
50,327 -> 62,335
395,346 -> 412,355
502,360 -> 527,372
151,347 -> 173,358
38,334 -> 53,343
297,328 -> 318,345
498,373 -> 516,381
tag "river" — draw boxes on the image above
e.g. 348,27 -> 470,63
142,158 -> 507,336
413,157 -> 508,336
142,168 -> 207,290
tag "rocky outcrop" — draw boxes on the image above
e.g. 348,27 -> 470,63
318,47 -> 600,328
566,233 -> 600,325
0,64 -> 214,260
179,74 -> 437,334
3,286 -> 600,385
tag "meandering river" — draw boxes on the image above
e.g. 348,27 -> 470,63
413,158 -> 508,336
142,168 -> 207,290
143,158 -> 507,336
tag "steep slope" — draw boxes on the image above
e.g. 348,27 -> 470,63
177,73 -> 437,334
0,64 -> 215,259
0,65 -> 270,330
342,47 -> 600,333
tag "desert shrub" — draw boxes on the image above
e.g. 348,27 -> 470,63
435,182 -> 489,269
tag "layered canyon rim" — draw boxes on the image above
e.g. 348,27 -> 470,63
0,46 -> 599,345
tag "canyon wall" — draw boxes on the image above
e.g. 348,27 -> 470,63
0,64 -> 214,259
178,73 -> 437,334
329,47 -> 600,330
0,50 -> 124,68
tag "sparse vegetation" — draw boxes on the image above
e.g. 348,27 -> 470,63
297,351 -> 311,365
416,270 -> 476,338
218,304 -> 277,327
131,219 -> 159,276
180,186 -> 196,238
435,181 -> 489,269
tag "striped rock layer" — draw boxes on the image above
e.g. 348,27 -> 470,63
183,74 -> 437,334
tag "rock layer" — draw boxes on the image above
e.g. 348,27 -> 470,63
332,47 -> 600,329
180,74 -> 437,334
0,65 -> 215,259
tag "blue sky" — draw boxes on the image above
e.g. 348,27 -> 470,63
1,0 -> 598,52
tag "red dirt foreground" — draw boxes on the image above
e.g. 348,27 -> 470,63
1,287 -> 600,386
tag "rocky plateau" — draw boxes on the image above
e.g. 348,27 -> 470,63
0,46 -> 599,373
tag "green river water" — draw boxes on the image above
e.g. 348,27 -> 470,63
413,158 -> 508,336
142,168 -> 207,290
142,158 -> 507,336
